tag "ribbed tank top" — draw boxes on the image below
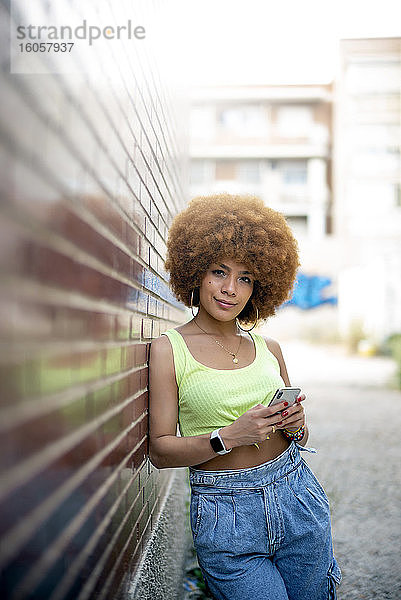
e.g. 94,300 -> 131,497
161,328 -> 285,437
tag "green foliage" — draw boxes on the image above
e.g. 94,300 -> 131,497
183,547 -> 215,599
384,333 -> 401,388
187,568 -> 208,592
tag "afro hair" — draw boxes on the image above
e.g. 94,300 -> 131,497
164,193 -> 300,323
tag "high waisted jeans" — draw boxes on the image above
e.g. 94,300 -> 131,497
189,442 -> 341,600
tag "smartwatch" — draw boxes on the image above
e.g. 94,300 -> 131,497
210,429 -> 232,455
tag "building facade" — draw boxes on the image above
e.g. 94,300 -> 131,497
334,38 -> 401,343
189,44 -> 401,346
189,84 -> 333,241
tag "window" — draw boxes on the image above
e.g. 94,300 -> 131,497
190,161 -> 208,184
276,106 -> 312,138
285,216 -> 308,237
346,60 -> 401,94
215,161 -> 237,180
280,161 -> 307,185
351,150 -> 400,176
348,124 -> 401,149
217,105 -> 268,137
238,161 -> 261,183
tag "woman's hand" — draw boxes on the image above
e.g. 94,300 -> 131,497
220,401 -> 289,449
276,394 -> 306,432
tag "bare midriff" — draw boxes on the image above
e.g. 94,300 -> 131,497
193,433 -> 290,471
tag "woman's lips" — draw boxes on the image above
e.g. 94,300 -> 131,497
214,298 -> 236,308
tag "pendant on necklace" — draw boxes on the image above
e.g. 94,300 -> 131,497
232,357 -> 238,364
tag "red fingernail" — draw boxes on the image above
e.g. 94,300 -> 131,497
283,402 -> 289,407
277,421 -> 283,425
282,411 -> 288,417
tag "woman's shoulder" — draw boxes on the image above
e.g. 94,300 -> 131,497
164,323 -> 198,341
151,325 -> 188,351
150,329 -> 179,354
255,333 -> 283,361
150,334 -> 171,355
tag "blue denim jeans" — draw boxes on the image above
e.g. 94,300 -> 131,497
189,442 -> 341,600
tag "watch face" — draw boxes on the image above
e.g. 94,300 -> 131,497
210,434 -> 224,453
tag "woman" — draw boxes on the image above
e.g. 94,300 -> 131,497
149,194 -> 341,599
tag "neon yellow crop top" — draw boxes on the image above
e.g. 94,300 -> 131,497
161,328 -> 285,437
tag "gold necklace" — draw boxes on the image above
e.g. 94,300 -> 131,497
193,318 -> 242,364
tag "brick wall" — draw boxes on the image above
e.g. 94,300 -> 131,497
0,1 -> 188,598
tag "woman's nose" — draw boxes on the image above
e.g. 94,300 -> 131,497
221,276 -> 237,295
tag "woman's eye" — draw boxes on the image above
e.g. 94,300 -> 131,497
212,270 -> 252,284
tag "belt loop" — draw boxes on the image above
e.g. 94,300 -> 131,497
202,475 -> 215,485
191,474 -> 215,485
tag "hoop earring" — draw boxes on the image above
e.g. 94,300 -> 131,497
236,307 -> 259,332
190,289 -> 199,317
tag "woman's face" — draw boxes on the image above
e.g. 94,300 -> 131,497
198,258 -> 254,321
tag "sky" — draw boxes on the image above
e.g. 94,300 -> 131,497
153,0 -> 401,86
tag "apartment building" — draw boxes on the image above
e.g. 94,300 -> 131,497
189,84 -> 333,241
334,37 -> 401,342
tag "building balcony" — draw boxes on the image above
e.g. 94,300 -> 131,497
190,142 -> 331,160
190,181 -> 314,215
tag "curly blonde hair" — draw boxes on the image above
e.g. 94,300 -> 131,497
165,193 -> 300,323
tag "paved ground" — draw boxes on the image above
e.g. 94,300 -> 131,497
183,341 -> 401,599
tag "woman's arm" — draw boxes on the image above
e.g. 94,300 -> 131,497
148,335 -> 290,469
264,337 -> 309,447
148,336 -> 218,468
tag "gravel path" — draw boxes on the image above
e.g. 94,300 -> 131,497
183,342 -> 401,599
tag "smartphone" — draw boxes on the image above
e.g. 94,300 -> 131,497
268,387 -> 301,411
